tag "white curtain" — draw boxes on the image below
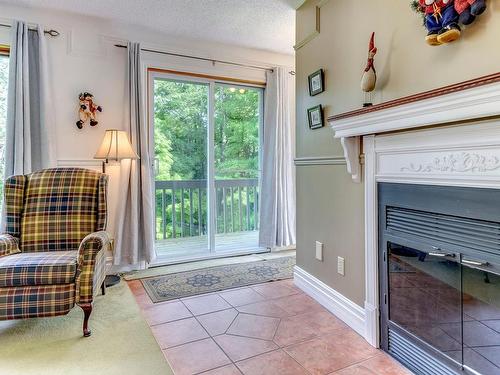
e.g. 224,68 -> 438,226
259,67 -> 296,249
5,20 -> 56,176
113,42 -> 155,265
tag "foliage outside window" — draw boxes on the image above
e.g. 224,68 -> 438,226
153,79 -> 262,240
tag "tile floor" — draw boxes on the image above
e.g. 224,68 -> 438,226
128,278 -> 412,375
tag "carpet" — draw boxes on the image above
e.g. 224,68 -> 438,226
142,256 -> 295,302
0,282 -> 173,375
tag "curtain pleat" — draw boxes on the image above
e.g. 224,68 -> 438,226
259,67 -> 296,248
113,42 -> 155,265
5,20 -> 56,177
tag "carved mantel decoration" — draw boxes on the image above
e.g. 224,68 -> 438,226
328,72 -> 500,182
401,152 -> 500,174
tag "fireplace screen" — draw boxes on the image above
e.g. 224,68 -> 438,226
386,242 -> 500,374
379,183 -> 500,375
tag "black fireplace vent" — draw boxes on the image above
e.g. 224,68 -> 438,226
388,329 -> 456,375
386,206 -> 500,257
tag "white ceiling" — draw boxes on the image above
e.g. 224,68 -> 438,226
2,0 -> 300,54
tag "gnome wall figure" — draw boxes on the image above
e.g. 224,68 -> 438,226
361,32 -> 377,107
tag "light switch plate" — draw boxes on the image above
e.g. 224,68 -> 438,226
315,241 -> 323,261
338,256 -> 345,276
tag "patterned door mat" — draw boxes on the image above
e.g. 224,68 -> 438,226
141,256 -> 295,303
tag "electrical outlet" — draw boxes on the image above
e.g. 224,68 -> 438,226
338,256 -> 345,276
315,241 -> 323,261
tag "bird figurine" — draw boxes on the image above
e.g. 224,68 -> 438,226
361,32 -> 377,107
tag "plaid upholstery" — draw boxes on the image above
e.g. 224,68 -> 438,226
0,234 -> 20,258
0,168 -> 109,321
4,175 -> 27,238
0,251 -> 77,287
18,168 -> 108,252
76,231 -> 110,304
0,284 -> 75,319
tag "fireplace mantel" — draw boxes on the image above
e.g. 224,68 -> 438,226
328,73 -> 500,183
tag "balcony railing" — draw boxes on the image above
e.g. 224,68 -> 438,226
155,179 -> 259,240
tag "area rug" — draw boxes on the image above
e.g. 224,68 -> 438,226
0,281 -> 174,375
142,256 -> 295,302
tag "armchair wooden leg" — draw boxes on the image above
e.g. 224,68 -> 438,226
81,304 -> 92,337
101,281 -> 106,295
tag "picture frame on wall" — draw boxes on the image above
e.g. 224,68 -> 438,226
307,105 -> 324,130
308,69 -> 324,96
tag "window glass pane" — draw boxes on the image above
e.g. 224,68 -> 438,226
153,78 -> 209,258
214,84 -> 262,251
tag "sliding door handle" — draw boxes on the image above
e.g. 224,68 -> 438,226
429,252 -> 455,258
462,259 -> 489,267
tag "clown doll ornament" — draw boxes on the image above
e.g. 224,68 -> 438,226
420,0 -> 461,46
413,0 -> 487,46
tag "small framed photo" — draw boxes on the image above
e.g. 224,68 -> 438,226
307,105 -> 324,130
308,69 -> 324,96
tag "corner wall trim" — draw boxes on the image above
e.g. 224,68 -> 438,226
294,156 -> 346,166
293,266 -> 367,341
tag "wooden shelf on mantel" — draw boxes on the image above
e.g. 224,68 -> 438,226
327,71 -> 500,183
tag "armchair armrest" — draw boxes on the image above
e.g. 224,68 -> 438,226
0,234 -> 20,258
75,231 -> 111,304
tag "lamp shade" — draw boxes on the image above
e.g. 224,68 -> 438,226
94,129 -> 139,161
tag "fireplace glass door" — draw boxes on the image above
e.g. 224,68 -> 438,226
387,242 -> 463,366
460,257 -> 500,375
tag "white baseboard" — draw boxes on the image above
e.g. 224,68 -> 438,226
293,266 -> 367,341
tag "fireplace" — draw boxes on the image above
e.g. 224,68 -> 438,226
378,183 -> 500,375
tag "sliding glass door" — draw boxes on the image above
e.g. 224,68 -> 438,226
150,72 -> 263,261
214,84 -> 262,253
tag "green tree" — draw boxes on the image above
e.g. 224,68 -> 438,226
153,80 -> 261,240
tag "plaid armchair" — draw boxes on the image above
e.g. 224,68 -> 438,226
0,168 -> 110,337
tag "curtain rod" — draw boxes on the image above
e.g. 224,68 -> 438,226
0,23 -> 60,37
114,44 -> 295,75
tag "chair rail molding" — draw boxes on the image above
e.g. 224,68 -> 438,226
294,155 -> 346,166
328,76 -> 500,183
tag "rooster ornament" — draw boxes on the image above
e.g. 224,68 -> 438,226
361,32 -> 377,107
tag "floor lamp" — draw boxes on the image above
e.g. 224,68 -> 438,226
94,129 -> 139,287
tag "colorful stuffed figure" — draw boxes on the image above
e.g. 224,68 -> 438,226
413,0 -> 487,46
419,0 -> 461,46
76,92 -> 102,129
454,0 -> 486,25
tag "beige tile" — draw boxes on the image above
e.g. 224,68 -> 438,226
200,364 -> 243,375
227,313 -> 280,340
182,294 -> 232,315
333,354 -> 413,374
219,288 -> 266,307
151,317 -> 208,349
236,300 -> 292,318
197,308 -> 239,336
214,334 -> 278,361
284,330 -> 380,374
273,293 -> 324,315
236,349 -> 308,375
252,282 -> 299,299
273,315 -> 318,347
164,338 -> 231,375
142,300 -> 192,326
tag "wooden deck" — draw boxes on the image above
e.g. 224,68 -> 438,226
155,231 -> 260,258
